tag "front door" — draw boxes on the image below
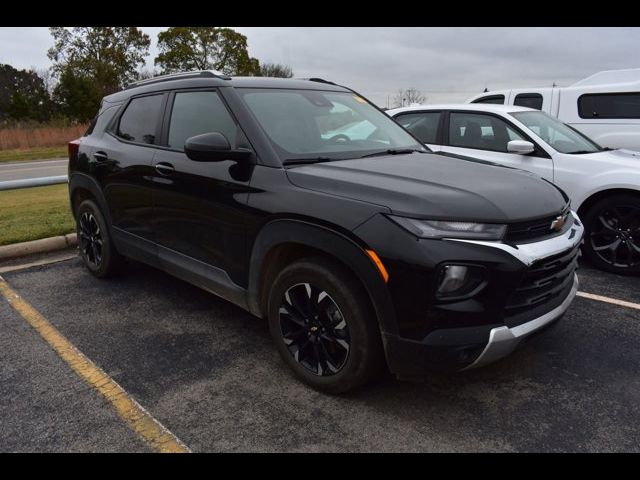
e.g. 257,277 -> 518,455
150,89 -> 255,285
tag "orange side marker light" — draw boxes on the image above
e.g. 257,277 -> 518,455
365,249 -> 389,283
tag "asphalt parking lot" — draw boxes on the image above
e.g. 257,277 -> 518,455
1,251 -> 639,452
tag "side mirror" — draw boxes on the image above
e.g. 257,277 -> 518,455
507,140 -> 535,155
184,132 -> 252,163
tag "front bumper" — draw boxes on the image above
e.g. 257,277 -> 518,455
461,273 -> 578,370
378,211 -> 584,378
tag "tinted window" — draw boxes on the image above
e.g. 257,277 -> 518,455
471,95 -> 505,105
514,93 -> 543,110
395,112 -> 441,144
87,105 -> 119,137
449,112 -> 525,152
117,95 -> 163,144
578,93 -> 640,119
168,91 -> 238,150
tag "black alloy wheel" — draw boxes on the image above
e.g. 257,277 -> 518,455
76,199 -> 123,278
583,194 -> 640,274
79,211 -> 103,269
278,283 -> 351,376
267,257 -> 383,393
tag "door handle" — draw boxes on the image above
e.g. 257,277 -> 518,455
93,151 -> 108,162
154,162 -> 175,175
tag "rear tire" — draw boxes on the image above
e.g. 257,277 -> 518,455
267,256 -> 383,394
76,199 -> 123,278
582,194 -> 640,275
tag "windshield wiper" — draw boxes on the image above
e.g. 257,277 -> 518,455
358,148 -> 426,159
283,156 -> 334,166
566,150 -> 596,155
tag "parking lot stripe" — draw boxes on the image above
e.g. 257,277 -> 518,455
577,291 -> 640,311
0,252 -> 78,274
0,276 -> 191,453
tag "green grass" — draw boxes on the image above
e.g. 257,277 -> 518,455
0,184 -> 75,246
0,146 -> 68,163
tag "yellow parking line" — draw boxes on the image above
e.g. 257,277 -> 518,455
577,291 -> 640,311
0,276 -> 190,453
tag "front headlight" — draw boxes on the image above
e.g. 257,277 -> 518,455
388,216 -> 507,240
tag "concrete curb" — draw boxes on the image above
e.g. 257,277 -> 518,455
0,233 -> 77,261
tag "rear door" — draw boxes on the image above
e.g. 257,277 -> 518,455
97,93 -> 166,251
438,110 -> 555,182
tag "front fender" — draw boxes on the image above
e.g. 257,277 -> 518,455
246,219 -> 398,336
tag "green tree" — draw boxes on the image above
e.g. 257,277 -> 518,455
155,27 -> 260,76
48,27 -> 150,119
52,70 -> 103,122
259,63 -> 294,78
0,64 -> 53,122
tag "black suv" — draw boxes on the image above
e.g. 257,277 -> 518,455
68,71 -> 583,393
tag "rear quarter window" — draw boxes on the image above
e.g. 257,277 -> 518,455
86,105 -> 120,137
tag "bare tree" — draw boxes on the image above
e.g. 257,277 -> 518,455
259,62 -> 294,78
392,88 -> 426,108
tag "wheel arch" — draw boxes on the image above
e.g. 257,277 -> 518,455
246,219 -> 398,336
69,173 -> 111,224
577,187 -> 640,220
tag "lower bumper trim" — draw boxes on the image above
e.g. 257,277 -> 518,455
461,273 -> 579,370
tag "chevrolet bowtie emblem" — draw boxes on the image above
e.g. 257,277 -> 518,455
550,215 -> 566,232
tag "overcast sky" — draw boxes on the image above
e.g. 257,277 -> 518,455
1,27 -> 639,107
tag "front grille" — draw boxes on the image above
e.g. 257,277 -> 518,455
505,211 -> 572,243
505,244 -> 580,315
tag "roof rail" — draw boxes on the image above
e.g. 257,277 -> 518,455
304,77 -> 336,85
126,70 -> 231,89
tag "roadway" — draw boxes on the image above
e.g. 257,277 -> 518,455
0,159 -> 68,183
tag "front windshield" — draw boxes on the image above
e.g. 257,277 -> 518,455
238,88 -> 425,161
511,110 -> 602,154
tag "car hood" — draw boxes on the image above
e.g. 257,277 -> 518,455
569,148 -> 640,167
286,152 -> 568,222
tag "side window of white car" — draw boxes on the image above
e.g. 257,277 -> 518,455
449,112 -> 525,153
395,112 -> 441,144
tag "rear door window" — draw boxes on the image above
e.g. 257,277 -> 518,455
117,94 -> 164,144
394,112 -> 441,144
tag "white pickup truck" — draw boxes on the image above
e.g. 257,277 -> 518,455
466,68 -> 640,151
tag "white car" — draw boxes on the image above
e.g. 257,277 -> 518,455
387,103 -> 640,275
465,68 -> 640,151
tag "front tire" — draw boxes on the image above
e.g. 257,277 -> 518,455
267,257 -> 383,394
76,199 -> 123,278
582,194 -> 640,275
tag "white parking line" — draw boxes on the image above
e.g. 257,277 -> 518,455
577,291 -> 640,311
